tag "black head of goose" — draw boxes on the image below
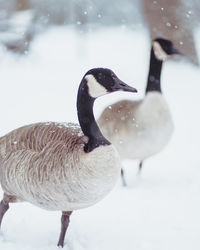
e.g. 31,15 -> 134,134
97,39 -> 181,185
77,68 -> 137,153
0,68 -> 137,247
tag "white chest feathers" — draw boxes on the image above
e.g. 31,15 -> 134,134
105,92 -> 174,160
126,92 -> 174,159
137,92 -> 173,129
61,144 -> 121,210
79,145 -> 121,205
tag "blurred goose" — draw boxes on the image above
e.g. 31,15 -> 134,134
98,38 -> 181,184
0,68 -> 137,247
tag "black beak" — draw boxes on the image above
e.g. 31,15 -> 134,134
171,46 -> 182,55
113,78 -> 137,93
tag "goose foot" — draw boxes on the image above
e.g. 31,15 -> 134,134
121,168 -> 127,186
137,160 -> 143,175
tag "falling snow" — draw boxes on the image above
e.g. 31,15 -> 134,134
0,26 -> 200,250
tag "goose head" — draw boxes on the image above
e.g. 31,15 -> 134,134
77,68 -> 137,152
83,68 -> 137,99
152,38 -> 181,61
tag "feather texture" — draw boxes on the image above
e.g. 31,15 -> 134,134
98,92 -> 174,160
0,122 -> 120,211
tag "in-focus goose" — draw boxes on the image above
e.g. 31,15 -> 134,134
98,38 -> 181,184
0,68 -> 137,247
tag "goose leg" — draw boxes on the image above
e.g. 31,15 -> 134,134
0,194 -> 17,229
121,168 -> 127,186
0,200 -> 9,229
57,211 -> 72,247
138,160 -> 143,174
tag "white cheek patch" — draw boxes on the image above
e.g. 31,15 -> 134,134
153,41 -> 168,61
85,74 -> 108,98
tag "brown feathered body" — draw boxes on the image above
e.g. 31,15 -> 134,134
0,122 -> 120,211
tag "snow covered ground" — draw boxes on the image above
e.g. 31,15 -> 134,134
0,26 -> 200,250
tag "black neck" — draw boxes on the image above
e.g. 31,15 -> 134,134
77,78 -> 110,153
145,48 -> 163,94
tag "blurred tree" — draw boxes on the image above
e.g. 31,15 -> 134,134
140,0 -> 199,65
16,0 -> 29,11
